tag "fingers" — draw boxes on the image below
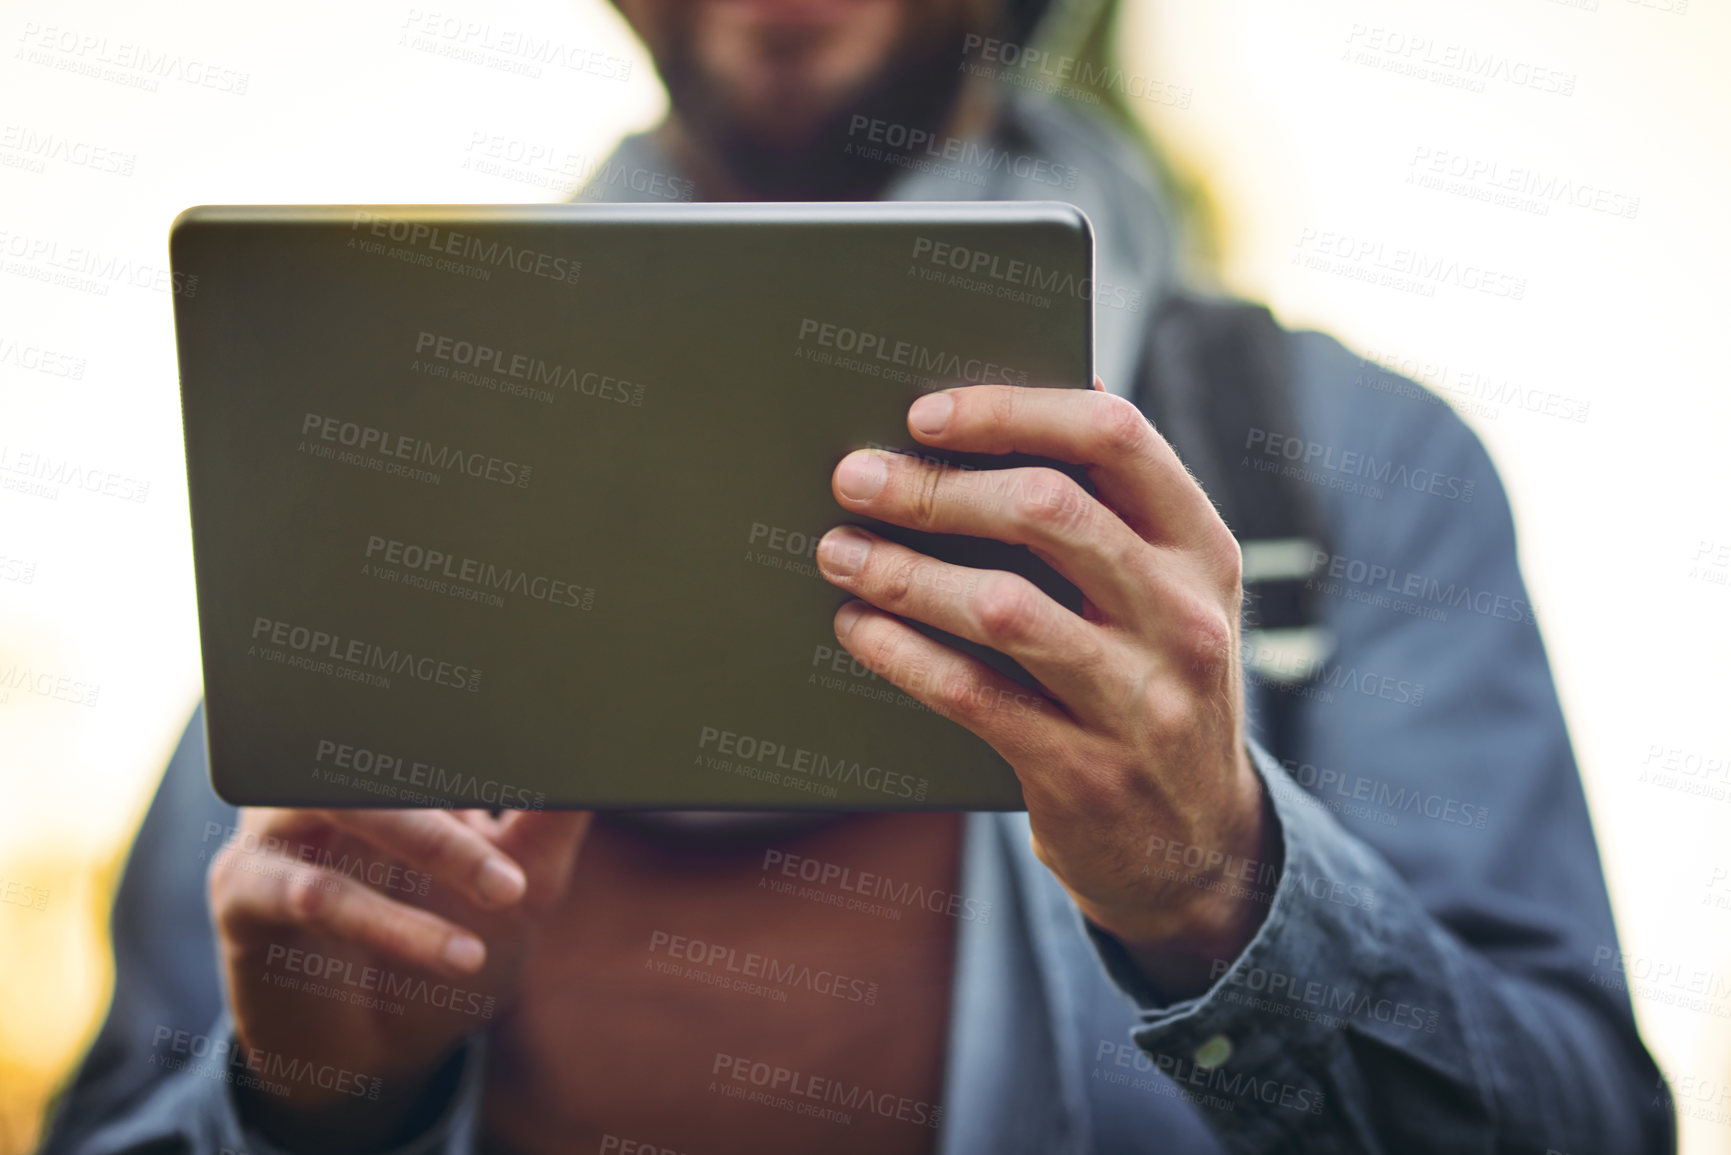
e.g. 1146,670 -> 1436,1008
492,810 -> 594,910
215,856 -> 488,979
816,527 -> 1120,719
830,448 -> 1154,624
830,598 -> 1082,767
318,809 -> 527,911
901,384 -> 1221,547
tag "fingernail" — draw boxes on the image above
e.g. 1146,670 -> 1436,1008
444,934 -> 486,974
909,391 -> 953,435
836,451 -> 887,501
835,601 -> 866,640
818,527 -> 872,577
476,856 -> 526,907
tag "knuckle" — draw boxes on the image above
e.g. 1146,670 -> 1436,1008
852,615 -> 900,673
911,460 -> 946,529
972,574 -> 1039,643
1217,534 -> 1245,594
877,554 -> 920,608
1174,600 -> 1235,681
409,816 -> 462,868
1140,683 -> 1196,742
374,908 -> 429,961
934,670 -> 981,719
1014,470 -> 1090,535
1197,523 -> 1244,594
1095,392 -> 1154,458
284,867 -> 334,923
987,383 -> 1021,432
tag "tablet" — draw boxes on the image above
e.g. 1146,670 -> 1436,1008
169,201 -> 1095,809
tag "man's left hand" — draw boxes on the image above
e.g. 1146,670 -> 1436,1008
817,381 -> 1278,998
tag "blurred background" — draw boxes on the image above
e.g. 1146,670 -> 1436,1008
1,0 -> 1726,1150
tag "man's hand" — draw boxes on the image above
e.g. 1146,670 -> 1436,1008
207,807 -> 591,1151
817,381 -> 1277,999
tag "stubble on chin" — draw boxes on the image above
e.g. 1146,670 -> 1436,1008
656,10 -> 983,200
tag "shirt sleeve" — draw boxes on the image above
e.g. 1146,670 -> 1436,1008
52,1009 -> 485,1155
35,705 -> 489,1155
1082,334 -> 1675,1154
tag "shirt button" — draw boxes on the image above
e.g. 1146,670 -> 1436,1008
1193,1034 -> 1233,1070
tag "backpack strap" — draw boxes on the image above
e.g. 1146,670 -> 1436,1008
1130,296 -> 1337,703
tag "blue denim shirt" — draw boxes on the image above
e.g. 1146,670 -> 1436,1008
42,96 -> 1672,1154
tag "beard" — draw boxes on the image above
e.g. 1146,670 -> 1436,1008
657,10 -> 982,200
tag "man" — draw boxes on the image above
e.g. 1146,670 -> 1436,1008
43,0 -> 1674,1151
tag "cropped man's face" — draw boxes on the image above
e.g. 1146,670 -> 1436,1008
612,0 -> 998,196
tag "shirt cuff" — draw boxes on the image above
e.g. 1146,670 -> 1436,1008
217,1011 -> 487,1155
1081,739 -> 1475,1145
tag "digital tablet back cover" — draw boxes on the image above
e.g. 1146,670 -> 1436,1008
170,202 -> 1094,809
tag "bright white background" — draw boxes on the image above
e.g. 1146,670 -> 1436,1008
0,0 -> 1725,1150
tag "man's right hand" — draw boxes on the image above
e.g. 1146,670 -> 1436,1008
206,806 -> 592,1152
